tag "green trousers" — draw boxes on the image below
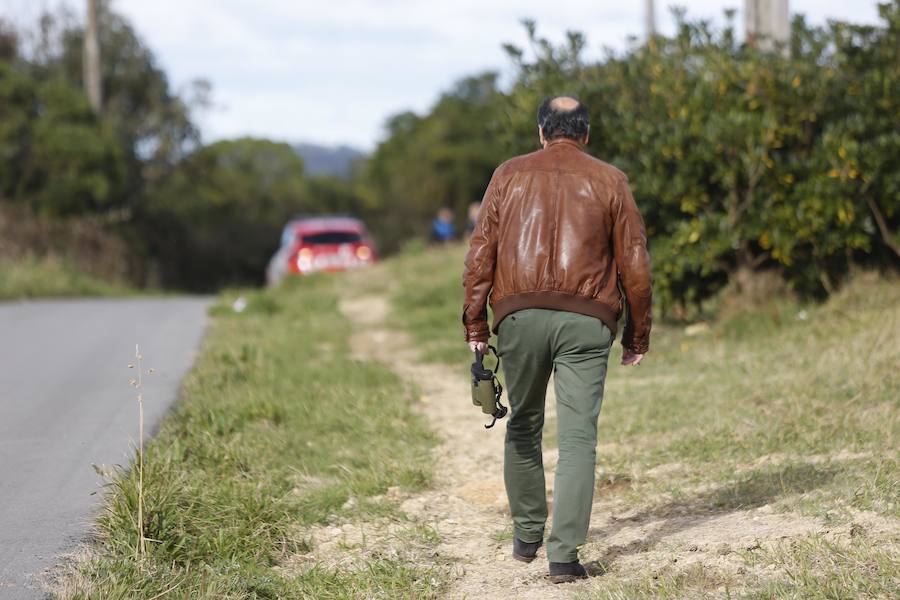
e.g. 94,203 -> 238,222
497,308 -> 613,563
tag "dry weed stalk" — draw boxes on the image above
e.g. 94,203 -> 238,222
129,343 -> 147,559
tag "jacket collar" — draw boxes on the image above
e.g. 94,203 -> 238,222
545,137 -> 585,151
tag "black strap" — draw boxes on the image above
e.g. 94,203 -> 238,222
488,344 -> 500,373
484,344 -> 507,429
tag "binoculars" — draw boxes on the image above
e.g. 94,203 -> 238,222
471,346 -> 508,429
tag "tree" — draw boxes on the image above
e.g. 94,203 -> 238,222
364,2 -> 899,306
361,73 -> 506,250
142,138 -> 311,289
0,59 -> 125,216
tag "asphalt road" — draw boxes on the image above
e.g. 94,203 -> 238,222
0,297 -> 210,599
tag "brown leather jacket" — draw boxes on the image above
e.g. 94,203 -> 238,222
463,138 -> 652,353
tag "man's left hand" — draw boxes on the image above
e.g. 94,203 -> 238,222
621,350 -> 645,366
469,341 -> 488,354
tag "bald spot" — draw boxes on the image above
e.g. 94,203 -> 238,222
550,96 -> 580,111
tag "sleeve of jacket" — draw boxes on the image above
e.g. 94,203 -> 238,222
611,176 -> 652,354
462,168 -> 502,342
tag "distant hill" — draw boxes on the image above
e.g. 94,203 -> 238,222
292,143 -> 366,179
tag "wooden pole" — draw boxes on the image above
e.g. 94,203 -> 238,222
746,0 -> 790,52
645,0 -> 656,40
84,0 -> 102,113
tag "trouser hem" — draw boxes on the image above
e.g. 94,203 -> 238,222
514,529 -> 544,544
547,550 -> 579,563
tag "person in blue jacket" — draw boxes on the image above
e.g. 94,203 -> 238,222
431,207 -> 456,243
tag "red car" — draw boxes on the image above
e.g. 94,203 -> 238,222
266,216 -> 377,285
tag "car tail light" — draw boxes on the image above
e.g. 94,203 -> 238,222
356,246 -> 372,261
296,247 -> 314,271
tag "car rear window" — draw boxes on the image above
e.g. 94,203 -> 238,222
301,231 -> 362,245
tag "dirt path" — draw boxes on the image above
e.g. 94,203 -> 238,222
318,287 -> 890,599
338,292 -> 578,599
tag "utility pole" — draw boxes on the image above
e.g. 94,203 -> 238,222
83,0 -> 102,113
745,0 -> 790,52
645,0 -> 656,40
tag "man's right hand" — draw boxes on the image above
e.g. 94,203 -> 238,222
621,350 -> 644,366
469,341 -> 488,354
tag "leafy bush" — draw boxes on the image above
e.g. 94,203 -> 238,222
363,3 -> 900,306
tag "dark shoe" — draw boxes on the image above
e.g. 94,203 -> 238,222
512,537 -> 542,563
549,561 -> 588,584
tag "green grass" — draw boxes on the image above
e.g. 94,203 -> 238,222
57,243 -> 897,598
572,533 -> 900,600
597,274 -> 899,522
388,243 -> 474,365
742,534 -> 900,599
387,242 -> 900,598
56,274 -> 440,599
0,256 -> 133,300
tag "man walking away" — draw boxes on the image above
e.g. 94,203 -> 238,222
462,96 -> 652,583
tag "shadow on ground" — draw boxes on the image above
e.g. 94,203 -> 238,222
585,462 -> 836,572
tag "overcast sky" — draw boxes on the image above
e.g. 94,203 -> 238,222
2,1 -> 885,150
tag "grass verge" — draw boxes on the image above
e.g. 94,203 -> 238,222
388,242 -> 899,598
54,273 -> 440,599
0,256 -> 133,300
388,243 -> 474,366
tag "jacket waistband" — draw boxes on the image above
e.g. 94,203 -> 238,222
492,291 -> 619,337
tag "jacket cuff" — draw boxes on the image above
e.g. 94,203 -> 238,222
464,323 -> 490,343
622,334 -> 649,354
